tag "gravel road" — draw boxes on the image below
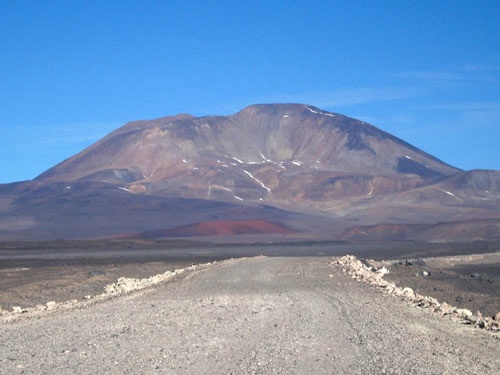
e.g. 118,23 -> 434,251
1,256 -> 499,374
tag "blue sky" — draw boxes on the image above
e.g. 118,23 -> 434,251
1,1 -> 499,183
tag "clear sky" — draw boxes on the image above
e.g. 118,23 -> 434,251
1,1 -> 499,183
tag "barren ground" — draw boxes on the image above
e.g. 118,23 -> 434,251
383,252 -> 500,318
1,256 -> 500,374
1,241 -> 499,317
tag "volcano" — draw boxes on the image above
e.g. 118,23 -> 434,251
1,104 -> 499,241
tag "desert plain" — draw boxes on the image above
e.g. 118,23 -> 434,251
1,239 -> 499,316
1,239 -> 499,373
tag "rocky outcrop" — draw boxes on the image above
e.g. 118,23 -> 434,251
333,255 -> 500,336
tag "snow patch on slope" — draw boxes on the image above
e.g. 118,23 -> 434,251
243,170 -> 271,192
118,187 -> 133,193
259,152 -> 273,163
307,107 -> 336,117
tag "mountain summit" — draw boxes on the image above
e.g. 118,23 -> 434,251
1,104 -> 499,241
37,104 -> 458,202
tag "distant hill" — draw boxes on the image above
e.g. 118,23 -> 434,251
1,103 -> 499,241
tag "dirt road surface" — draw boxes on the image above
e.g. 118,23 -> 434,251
1,257 -> 499,374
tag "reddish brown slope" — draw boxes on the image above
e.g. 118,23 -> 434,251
139,219 -> 295,237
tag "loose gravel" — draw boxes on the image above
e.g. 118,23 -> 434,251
1,257 -> 499,374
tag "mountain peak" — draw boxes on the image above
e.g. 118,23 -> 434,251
235,103 -> 337,120
2,104 -> 499,241
36,103 -> 459,185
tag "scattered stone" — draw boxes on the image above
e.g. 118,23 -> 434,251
422,270 -> 431,277
88,269 -> 106,276
333,255 -> 500,337
12,306 -> 24,314
457,308 -> 473,318
403,287 -> 415,298
405,259 -> 426,267
63,299 -> 78,307
467,315 -> 478,325
0,261 -> 222,323
46,301 -> 57,310
377,267 -> 389,275
440,302 -> 453,315
98,264 -> 218,298
471,273 -> 481,278
426,296 -> 439,306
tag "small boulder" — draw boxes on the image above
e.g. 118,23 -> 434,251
405,259 -> 426,266
467,315 -> 478,325
393,287 -> 404,297
440,302 -> 452,315
403,287 -> 415,298
457,308 -> 473,318
88,269 -> 106,276
377,267 -> 389,275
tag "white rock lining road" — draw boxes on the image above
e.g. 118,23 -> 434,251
0,262 -> 214,320
334,255 -> 500,335
1,256 -> 499,374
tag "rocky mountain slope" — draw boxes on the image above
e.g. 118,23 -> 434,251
1,104 -> 499,241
